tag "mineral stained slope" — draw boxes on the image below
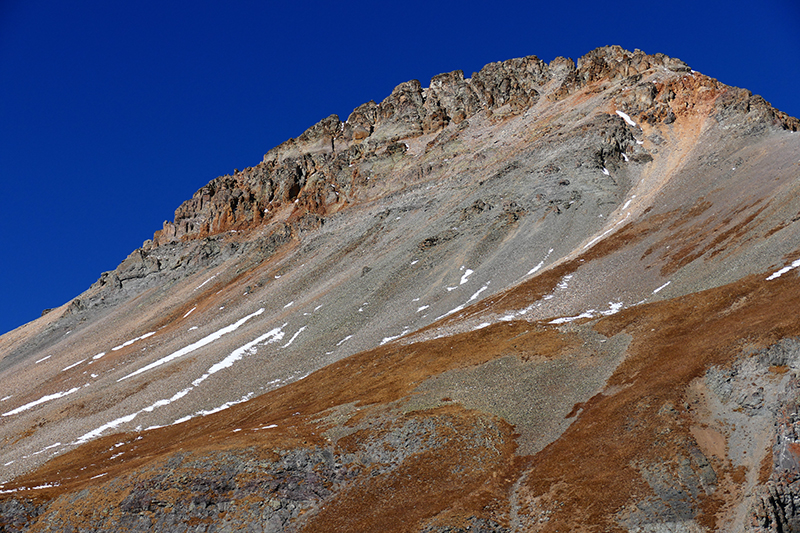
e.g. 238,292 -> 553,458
1,46 -> 800,532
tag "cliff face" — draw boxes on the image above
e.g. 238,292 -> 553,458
2,46 -> 800,532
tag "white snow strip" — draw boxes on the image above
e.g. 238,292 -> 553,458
473,322 -> 491,330
142,387 -> 193,412
314,305 -> 323,311
0,396 -> 11,402
417,305 -> 430,312
460,269 -> 474,285
616,110 -> 637,127
192,325 -> 285,387
527,248 -> 554,276
195,275 -> 217,290
622,199 -> 633,210
31,483 -> 60,490
336,335 -> 352,346
282,326 -> 305,348
468,284 -> 489,302
183,307 -> 196,319
410,260 -> 419,265
600,302 -> 624,316
653,281 -> 671,294
2,387 -> 81,417
31,442 -> 61,456
254,424 -> 278,430
90,473 -> 108,480
111,332 -> 155,352
602,168 -> 610,176
549,310 -> 596,325
75,412 -> 138,444
767,259 -> 800,281
195,393 -> 254,417
91,352 -> 106,361
62,359 -> 87,372
446,286 -> 458,291
436,305 -> 465,321
283,301 -> 294,308
380,328 -> 411,346
35,355 -> 51,364
622,153 -> 629,162
118,308 -> 264,382
636,140 -> 644,145
557,275 -> 573,291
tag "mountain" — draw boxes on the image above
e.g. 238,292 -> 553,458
1,45 -> 800,532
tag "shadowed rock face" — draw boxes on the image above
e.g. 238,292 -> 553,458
2,46 -> 800,532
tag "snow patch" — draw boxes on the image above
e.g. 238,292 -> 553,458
35,355 -> 51,364
192,324 -> 286,386
118,308 -> 264,382
2,387 -> 81,417
615,110 -> 637,127
183,307 -> 196,319
336,335 -> 352,346
767,259 -> 800,281
91,352 -> 106,361
653,281 -> 671,294
282,326 -> 306,348
111,331 -> 155,352
527,249 -> 554,276
61,359 -> 87,372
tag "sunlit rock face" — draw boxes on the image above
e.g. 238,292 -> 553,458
2,46 -> 800,532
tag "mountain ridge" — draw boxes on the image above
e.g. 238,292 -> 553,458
2,45 -> 800,532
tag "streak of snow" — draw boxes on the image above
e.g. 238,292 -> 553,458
550,310 -> 596,325
254,424 -> 278,430
653,281 -> 671,294
282,326 -> 306,348
283,301 -> 294,308
410,260 -> 419,265
417,305 -> 430,312
194,393 -> 254,417
75,412 -> 138,444
195,275 -> 217,290
183,307 -> 196,318
767,259 -> 800,280
91,352 -> 106,361
112,332 -> 155,352
118,308 -> 265,382
600,302 -> 624,316
460,269 -> 474,285
0,396 -> 11,402
90,473 -> 108,480
336,335 -> 352,346
615,110 -> 637,127
602,168 -> 610,176
473,322 -> 491,330
192,324 -> 286,386
622,153 -> 629,162
527,248 -> 554,276
2,387 -> 81,417
35,355 -> 51,364
622,199 -> 633,210
62,359 -> 86,372
380,328 -> 411,346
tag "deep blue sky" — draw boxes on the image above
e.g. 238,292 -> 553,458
1,0 -> 798,335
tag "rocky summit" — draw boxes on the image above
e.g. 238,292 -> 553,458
2,45 -> 800,532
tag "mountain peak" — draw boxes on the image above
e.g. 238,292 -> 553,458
2,47 -> 800,532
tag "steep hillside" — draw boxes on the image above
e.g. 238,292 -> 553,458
2,46 -> 800,532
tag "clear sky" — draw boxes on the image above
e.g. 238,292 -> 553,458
1,0 -> 798,335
